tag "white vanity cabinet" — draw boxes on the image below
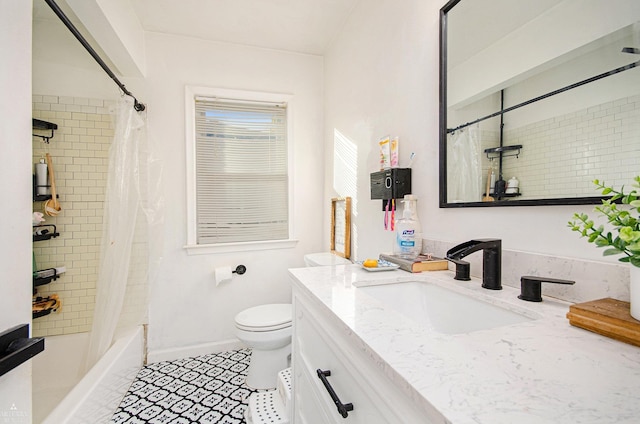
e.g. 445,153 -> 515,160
291,286 -> 432,424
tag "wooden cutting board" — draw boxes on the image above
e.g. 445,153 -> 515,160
566,298 -> 640,347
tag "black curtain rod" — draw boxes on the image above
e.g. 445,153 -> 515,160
44,0 -> 146,112
447,59 -> 640,134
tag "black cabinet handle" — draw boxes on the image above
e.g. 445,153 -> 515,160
316,369 -> 354,418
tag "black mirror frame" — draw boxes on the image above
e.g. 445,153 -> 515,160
438,0 -> 608,208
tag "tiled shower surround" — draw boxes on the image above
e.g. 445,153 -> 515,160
481,94 -> 640,199
32,95 -> 113,336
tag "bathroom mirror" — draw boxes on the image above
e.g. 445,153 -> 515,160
439,0 -> 640,207
331,197 -> 351,259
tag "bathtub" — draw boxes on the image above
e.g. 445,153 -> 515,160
32,326 -> 145,424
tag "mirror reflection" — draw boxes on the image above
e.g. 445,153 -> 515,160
440,0 -> 640,207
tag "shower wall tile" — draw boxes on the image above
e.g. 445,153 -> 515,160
501,94 -> 640,199
32,95 -> 114,337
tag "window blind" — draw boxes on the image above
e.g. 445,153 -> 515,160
194,98 -> 288,244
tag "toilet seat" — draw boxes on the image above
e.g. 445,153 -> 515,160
235,303 -> 292,332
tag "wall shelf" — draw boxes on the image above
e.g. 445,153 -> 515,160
33,268 -> 61,288
33,224 -> 59,242
33,175 -> 59,202
32,119 -> 57,143
32,295 -> 61,319
484,144 -> 523,160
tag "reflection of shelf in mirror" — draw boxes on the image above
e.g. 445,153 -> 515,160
484,145 -> 522,160
496,193 -> 522,199
483,192 -> 522,199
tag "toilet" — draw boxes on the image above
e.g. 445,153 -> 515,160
235,303 -> 292,389
235,252 -> 351,389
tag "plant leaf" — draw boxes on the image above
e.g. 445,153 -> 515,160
603,248 -> 623,256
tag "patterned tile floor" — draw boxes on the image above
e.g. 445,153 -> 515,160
111,349 -> 257,424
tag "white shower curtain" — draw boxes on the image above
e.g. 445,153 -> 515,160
447,124 -> 482,202
84,97 -> 162,371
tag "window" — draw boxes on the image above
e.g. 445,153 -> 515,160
185,87 -> 294,252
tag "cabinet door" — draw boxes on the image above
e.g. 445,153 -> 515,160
293,297 -> 421,424
294,357 -> 338,424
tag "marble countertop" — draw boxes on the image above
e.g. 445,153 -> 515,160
288,264 -> 640,424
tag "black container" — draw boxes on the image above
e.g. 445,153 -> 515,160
494,178 -> 506,196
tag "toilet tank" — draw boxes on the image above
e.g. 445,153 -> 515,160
304,252 -> 351,267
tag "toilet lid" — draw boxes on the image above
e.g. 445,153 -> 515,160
235,303 -> 292,331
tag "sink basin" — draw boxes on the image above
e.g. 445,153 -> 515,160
357,281 -> 535,334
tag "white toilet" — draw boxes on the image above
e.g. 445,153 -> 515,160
235,252 -> 351,390
235,303 -> 292,389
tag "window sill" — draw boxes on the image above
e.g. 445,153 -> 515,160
184,239 -> 299,255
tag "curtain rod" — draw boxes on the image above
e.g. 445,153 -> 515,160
44,0 -> 146,112
447,59 -> 640,134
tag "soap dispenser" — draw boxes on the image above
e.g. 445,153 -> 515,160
393,195 -> 422,259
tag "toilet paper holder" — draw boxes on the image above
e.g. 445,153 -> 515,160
233,265 -> 247,275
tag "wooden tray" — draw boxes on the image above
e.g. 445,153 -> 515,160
566,298 -> 640,347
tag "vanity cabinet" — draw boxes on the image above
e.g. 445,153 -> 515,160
291,286 -> 429,424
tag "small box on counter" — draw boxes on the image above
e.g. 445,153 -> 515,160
379,253 -> 449,273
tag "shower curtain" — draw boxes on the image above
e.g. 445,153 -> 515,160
447,124 -> 482,202
84,97 -> 162,371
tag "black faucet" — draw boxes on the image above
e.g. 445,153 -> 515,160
446,239 -> 502,290
518,276 -> 575,302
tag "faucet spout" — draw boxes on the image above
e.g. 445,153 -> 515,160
446,238 -> 502,290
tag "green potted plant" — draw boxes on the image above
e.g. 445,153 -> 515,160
568,176 -> 640,320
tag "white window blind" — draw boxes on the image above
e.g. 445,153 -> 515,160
194,98 -> 289,244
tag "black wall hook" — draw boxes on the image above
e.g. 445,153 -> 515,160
233,265 -> 247,275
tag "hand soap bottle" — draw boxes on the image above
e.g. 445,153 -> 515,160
394,194 -> 422,259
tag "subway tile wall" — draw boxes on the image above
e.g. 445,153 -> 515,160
492,95 -> 640,199
32,95 -> 114,336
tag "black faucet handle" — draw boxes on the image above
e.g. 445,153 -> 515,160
518,276 -> 575,302
447,258 -> 470,281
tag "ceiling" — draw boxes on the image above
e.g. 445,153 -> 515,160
33,0 -> 359,56
130,0 -> 359,55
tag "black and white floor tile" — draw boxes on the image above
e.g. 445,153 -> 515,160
111,348 -> 257,424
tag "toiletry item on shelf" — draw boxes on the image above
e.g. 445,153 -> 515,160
407,152 -> 416,168
35,158 -> 48,195
494,177 -> 506,196
506,176 -> 519,194
379,135 -> 390,170
390,136 -> 399,167
393,194 -> 422,259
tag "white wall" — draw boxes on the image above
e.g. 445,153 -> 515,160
0,0 -> 34,419
32,17 -> 118,99
143,32 -> 324,354
33,11 -> 325,354
323,0 -> 614,265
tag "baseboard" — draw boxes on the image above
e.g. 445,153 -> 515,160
147,338 -> 246,364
